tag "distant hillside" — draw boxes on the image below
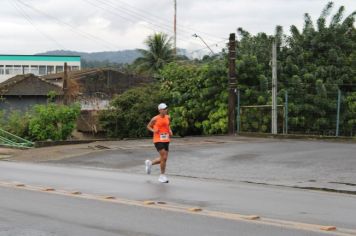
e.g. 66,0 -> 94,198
37,50 -> 141,64
37,48 -> 192,65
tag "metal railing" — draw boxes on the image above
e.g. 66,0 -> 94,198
0,128 -> 34,148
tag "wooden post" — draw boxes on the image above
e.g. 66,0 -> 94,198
228,33 -> 237,135
63,62 -> 68,105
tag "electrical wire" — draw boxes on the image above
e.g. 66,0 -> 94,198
104,0 -> 227,42
16,0 -> 120,51
10,1 -> 66,50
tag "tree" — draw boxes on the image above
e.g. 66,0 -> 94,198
99,83 -> 169,138
133,33 -> 174,75
279,2 -> 355,135
159,60 -> 228,136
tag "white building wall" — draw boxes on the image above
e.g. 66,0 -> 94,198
0,60 -> 81,83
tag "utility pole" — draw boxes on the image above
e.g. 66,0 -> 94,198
63,62 -> 68,105
228,33 -> 237,135
271,40 -> 277,134
173,0 -> 177,56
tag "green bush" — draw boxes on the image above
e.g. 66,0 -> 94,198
0,110 -> 31,139
29,103 -> 81,141
99,83 -> 169,138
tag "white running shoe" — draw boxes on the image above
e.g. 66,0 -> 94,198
158,174 -> 169,183
145,160 -> 152,174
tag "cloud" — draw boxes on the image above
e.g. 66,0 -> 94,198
0,0 -> 354,54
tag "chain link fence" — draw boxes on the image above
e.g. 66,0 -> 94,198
236,88 -> 355,137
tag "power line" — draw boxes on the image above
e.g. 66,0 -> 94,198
82,0 -> 204,47
83,0 -> 224,48
104,0 -> 227,42
10,1 -> 65,50
13,0 -> 228,57
16,0 -> 120,51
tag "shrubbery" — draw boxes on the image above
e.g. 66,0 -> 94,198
99,83 -> 169,138
28,103 -> 81,141
0,103 -> 80,141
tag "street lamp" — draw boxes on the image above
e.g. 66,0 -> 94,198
192,33 -> 214,55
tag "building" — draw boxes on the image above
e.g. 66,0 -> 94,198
0,68 -> 152,133
0,55 -> 81,83
0,74 -> 63,113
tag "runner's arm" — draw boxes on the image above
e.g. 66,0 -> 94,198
147,117 -> 157,133
168,116 -> 173,136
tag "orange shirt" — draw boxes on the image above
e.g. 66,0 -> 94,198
153,115 -> 170,143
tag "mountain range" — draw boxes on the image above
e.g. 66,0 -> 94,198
37,50 -> 141,64
37,48 -> 193,65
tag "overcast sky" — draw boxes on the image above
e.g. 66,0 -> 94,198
0,0 -> 355,56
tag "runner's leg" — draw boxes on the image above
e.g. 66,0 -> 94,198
159,149 -> 168,174
152,157 -> 161,165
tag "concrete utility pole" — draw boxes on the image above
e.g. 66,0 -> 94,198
173,0 -> 177,56
228,33 -> 237,135
271,40 -> 278,134
63,62 -> 68,105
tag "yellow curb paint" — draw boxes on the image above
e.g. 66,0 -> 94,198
243,215 -> 260,220
71,191 -> 82,195
43,188 -> 55,191
320,226 -> 337,231
188,207 -> 202,212
143,201 -> 155,205
103,196 -> 115,200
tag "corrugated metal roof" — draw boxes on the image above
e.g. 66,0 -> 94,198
0,74 -> 63,96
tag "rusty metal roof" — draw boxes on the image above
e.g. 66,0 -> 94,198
0,74 -> 63,96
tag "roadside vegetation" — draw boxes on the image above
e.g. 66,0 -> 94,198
100,2 -> 355,138
0,2 -> 354,141
0,102 -> 80,141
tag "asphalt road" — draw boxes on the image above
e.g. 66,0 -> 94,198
0,186 -> 329,236
0,162 -> 355,236
1,136 -> 355,235
43,137 -> 356,192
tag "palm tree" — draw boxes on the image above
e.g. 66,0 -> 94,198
134,33 -> 174,75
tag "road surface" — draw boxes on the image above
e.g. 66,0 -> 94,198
0,161 -> 355,236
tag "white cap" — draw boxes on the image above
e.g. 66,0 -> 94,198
158,103 -> 168,110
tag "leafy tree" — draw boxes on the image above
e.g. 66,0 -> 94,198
279,2 -> 355,135
99,83 -> 169,138
159,60 -> 228,136
133,33 -> 174,75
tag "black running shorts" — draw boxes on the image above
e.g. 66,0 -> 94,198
154,142 -> 169,152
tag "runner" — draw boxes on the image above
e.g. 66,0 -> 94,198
145,103 -> 173,183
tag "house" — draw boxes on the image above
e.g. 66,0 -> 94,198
0,68 -> 152,133
0,74 -> 63,113
42,68 -> 152,133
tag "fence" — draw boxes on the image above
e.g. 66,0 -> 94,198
236,88 -> 355,137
